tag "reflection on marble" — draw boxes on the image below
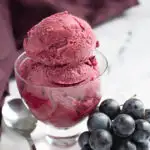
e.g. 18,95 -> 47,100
1,0 -> 150,149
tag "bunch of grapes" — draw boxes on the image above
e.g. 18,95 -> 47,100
78,98 -> 150,150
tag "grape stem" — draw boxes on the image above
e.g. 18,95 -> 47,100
128,94 -> 137,99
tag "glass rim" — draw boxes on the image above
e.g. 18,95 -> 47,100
14,51 -> 108,89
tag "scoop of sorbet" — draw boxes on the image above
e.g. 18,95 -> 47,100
24,11 -> 98,66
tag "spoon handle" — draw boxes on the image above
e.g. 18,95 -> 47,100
27,136 -> 37,150
31,144 -> 37,150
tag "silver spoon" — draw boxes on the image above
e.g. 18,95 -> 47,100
2,97 -> 37,150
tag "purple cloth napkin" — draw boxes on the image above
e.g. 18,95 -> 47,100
0,0 -> 139,104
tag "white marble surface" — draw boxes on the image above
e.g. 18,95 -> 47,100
1,0 -> 150,149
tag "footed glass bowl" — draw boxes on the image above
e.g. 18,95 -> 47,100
14,50 -> 108,147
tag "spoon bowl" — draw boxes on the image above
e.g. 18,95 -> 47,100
2,96 -> 37,150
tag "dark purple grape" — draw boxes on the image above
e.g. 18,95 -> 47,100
112,134 -> 129,149
136,142 -> 149,150
112,114 -> 135,137
87,113 -> 111,131
89,129 -> 112,150
132,119 -> 150,143
81,144 -> 92,150
116,141 -> 136,150
122,98 -> 145,119
145,109 -> 150,123
145,109 -> 150,117
78,131 -> 90,148
99,99 -> 120,119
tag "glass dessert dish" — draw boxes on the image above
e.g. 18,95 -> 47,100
14,50 -> 108,147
